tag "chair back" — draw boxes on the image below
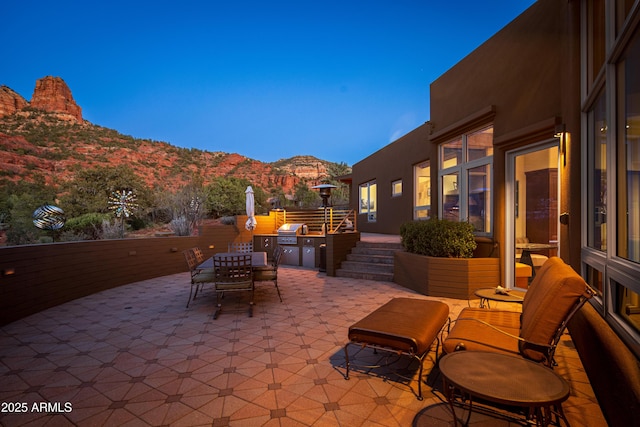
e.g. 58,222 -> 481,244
193,247 -> 206,264
271,245 -> 284,268
214,254 -> 253,289
519,257 -> 594,363
183,248 -> 198,272
228,241 -> 254,253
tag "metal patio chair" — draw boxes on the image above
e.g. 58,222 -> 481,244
253,245 -> 284,302
227,241 -> 254,253
183,247 -> 215,308
213,253 -> 254,319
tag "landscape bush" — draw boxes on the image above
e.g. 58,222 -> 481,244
400,218 -> 476,258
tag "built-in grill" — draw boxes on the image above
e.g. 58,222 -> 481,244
277,223 -> 307,245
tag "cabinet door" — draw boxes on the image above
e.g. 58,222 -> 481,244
254,236 -> 275,260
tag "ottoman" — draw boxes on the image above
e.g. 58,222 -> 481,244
344,298 -> 450,399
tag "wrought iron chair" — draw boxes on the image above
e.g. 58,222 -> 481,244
253,245 -> 284,302
213,254 -> 254,319
228,241 -> 254,253
183,248 -> 215,308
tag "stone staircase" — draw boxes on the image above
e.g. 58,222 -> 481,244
336,241 -> 404,282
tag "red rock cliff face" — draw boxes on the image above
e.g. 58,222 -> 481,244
30,76 -> 82,122
0,86 -> 29,117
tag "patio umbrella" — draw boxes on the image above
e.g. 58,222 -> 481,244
245,186 -> 257,232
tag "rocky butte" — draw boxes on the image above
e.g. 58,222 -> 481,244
0,85 -> 29,117
0,76 -> 82,122
30,76 -> 83,122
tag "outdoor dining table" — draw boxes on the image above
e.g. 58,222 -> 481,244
197,251 -> 268,270
515,242 -> 557,280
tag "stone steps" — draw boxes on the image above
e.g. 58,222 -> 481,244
336,241 -> 403,282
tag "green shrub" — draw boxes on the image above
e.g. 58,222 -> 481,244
65,212 -> 111,239
400,219 -> 477,258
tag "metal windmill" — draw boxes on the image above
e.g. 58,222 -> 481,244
108,189 -> 138,237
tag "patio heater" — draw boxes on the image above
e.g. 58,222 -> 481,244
312,184 -> 336,234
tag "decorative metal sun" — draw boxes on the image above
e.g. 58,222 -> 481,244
33,205 -> 66,231
108,190 -> 138,218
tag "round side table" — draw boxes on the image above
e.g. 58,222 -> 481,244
474,287 -> 526,308
439,351 -> 570,426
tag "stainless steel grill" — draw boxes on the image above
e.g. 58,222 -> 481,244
277,223 -> 307,244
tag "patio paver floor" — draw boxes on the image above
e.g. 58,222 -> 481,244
1,264 -> 605,426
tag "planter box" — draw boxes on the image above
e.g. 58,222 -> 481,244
394,251 -> 500,299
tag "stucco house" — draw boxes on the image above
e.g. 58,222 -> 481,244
348,0 -> 640,357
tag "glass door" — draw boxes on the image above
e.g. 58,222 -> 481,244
506,142 -> 559,289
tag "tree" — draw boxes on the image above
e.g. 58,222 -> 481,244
0,177 -> 59,245
206,177 -> 267,218
60,165 -> 151,218
327,161 -> 351,178
168,177 -> 207,236
294,181 -> 320,208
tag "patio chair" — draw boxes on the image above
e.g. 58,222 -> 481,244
253,245 -> 284,302
213,254 -> 254,319
228,241 -> 253,253
443,257 -> 595,366
193,246 -> 206,264
183,247 -> 215,308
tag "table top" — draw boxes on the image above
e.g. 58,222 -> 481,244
474,287 -> 526,303
439,351 -> 570,406
197,252 -> 267,269
515,242 -> 558,251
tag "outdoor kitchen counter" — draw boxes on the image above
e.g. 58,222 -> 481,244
253,233 -> 325,268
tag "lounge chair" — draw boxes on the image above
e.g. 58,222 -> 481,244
443,257 -> 595,366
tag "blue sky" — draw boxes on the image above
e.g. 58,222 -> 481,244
3,1 -> 535,165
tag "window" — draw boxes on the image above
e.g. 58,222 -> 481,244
359,181 -> 377,221
581,4 -> 640,354
587,0 -> 606,90
618,29 -> 640,263
414,161 -> 430,220
614,280 -> 640,335
391,180 -> 402,197
587,91 -> 607,251
439,126 -> 493,234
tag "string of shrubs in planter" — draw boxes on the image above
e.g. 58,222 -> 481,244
399,218 -> 477,258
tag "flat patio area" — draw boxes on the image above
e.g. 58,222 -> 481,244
0,263 -> 605,426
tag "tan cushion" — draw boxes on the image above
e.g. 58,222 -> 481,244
519,257 -> 591,361
515,262 -> 532,277
443,308 -> 521,357
192,270 -> 215,283
254,270 -> 276,281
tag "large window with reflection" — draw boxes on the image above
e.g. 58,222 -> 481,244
587,91 -> 607,251
414,161 -> 431,220
618,29 -> 640,263
359,181 -> 377,222
582,1 -> 640,356
439,126 -> 493,234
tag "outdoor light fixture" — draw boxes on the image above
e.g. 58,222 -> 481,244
555,124 -> 567,166
554,124 -> 565,138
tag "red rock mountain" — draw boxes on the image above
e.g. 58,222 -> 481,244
0,86 -> 29,117
30,76 -> 82,122
0,77 -> 349,196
